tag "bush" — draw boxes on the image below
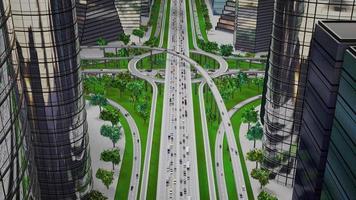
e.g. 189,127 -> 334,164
258,191 -> 278,200
88,190 -> 108,200
96,168 -> 114,189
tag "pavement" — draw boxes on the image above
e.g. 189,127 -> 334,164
107,99 -> 142,200
239,106 -> 293,200
86,103 -> 125,199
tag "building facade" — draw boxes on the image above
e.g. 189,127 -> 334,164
10,0 -> 92,199
115,0 -> 142,30
211,0 -> 228,15
233,0 -> 274,53
320,46 -> 356,200
215,0 -> 235,32
292,21 -> 356,199
0,0 -> 38,199
261,0 -> 356,186
76,0 -> 124,45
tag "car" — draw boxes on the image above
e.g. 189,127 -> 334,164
242,185 -> 246,191
130,186 -> 133,191
240,194 -> 243,198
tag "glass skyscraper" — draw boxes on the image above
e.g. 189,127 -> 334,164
9,0 -> 92,199
0,0 -> 39,199
261,0 -> 356,186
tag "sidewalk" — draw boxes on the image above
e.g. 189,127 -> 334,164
239,106 -> 292,200
86,102 -> 125,199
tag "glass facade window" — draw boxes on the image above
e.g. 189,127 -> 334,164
0,0 -> 38,199
9,0 -> 92,199
261,0 -> 356,186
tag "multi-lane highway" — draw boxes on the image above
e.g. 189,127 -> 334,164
156,0 -> 200,198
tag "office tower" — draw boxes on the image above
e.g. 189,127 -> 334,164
76,0 -> 124,45
0,0 -> 39,199
10,0 -> 92,199
321,46 -> 356,200
211,0 -> 227,14
216,0 -> 235,32
115,0 -> 142,30
293,20 -> 356,199
141,0 -> 151,17
233,0 -> 274,52
260,0 -> 356,186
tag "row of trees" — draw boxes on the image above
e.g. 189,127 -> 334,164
242,107 -> 278,200
197,39 -> 234,57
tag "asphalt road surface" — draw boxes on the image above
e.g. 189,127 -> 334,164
156,0 -> 200,199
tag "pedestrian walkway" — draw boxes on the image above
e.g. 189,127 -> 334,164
239,106 -> 293,200
86,102 -> 125,199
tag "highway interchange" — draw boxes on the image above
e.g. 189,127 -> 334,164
81,0 -> 264,198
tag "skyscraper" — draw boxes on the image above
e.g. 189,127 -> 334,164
0,0 -> 38,199
233,0 -> 274,52
321,46 -> 356,200
292,20 -> 356,199
261,0 -> 356,186
10,0 -> 92,199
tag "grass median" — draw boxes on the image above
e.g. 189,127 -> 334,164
146,84 -> 164,199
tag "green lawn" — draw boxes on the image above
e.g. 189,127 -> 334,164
146,84 -> 164,199
194,0 -> 208,41
192,84 -> 210,199
81,59 -> 129,70
105,86 -> 152,199
149,0 -> 163,39
231,100 -> 261,200
226,59 -> 266,71
162,0 -> 171,48
136,53 -> 167,70
190,53 -> 219,69
203,79 -> 262,199
114,110 -> 133,200
185,0 -> 194,49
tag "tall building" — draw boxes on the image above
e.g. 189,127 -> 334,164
215,0 -> 235,32
115,0 -> 142,30
292,21 -> 356,199
233,0 -> 274,53
211,0 -> 228,14
321,46 -> 356,200
10,0 -> 92,199
76,0 -> 124,45
0,0 -> 39,199
260,0 -> 356,186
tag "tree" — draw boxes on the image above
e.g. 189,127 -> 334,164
258,191 -> 278,200
246,122 -> 263,148
84,77 -> 105,95
112,77 -> 127,97
96,168 -> 114,189
252,77 -> 264,92
136,100 -> 149,123
118,33 -> 131,45
132,28 -> 145,43
242,107 -> 258,129
100,124 -> 122,148
100,107 -> 120,126
220,44 -> 234,57
101,148 -> 121,170
88,190 -> 108,200
96,37 -> 108,46
237,71 -> 248,89
251,168 -> 271,189
89,94 -> 108,112
246,148 -> 264,169
126,81 -> 144,106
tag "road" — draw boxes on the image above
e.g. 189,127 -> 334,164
156,0 -> 200,198
198,82 -> 217,200
215,95 -> 262,199
107,99 -> 141,200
